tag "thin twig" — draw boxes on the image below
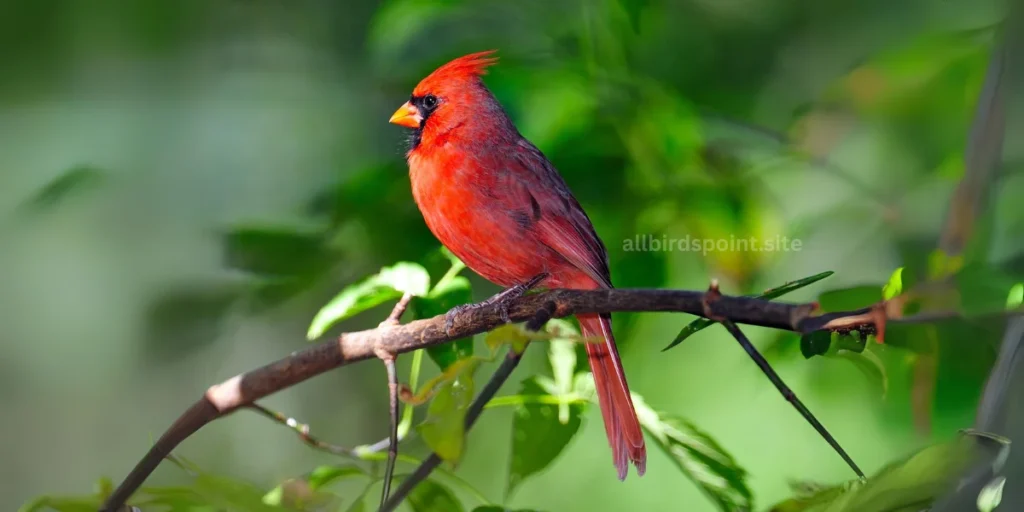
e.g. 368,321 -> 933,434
247,403 -> 356,457
703,282 -> 865,479
375,292 -> 413,507
380,357 -> 400,508
378,301 -> 556,512
382,293 -> 414,327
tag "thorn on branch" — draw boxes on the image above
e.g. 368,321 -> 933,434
715,316 -> 866,479
702,280 -> 725,321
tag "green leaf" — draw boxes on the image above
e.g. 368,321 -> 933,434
1006,283 -> 1023,309
828,347 -> 889,398
485,324 -> 557,354
817,285 -> 883,312
307,465 -> 368,489
546,320 -> 580,424
345,489 -> 369,512
633,394 -> 753,511
19,496 -> 101,512
192,473 -> 288,511
262,478 -> 339,511
413,275 -> 474,370
801,329 -> 869,360
417,359 -> 481,465
664,271 -> 834,351
507,378 -> 583,497
882,267 -> 904,300
768,432 -> 990,511
19,165 -> 105,213
977,476 -> 1005,512
405,478 -> 465,512
308,262 -> 430,339
800,330 -> 833,358
223,225 -> 330,278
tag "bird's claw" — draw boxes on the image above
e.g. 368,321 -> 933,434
443,273 -> 548,337
444,305 -> 468,337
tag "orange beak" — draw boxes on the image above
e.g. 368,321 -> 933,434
389,101 -> 422,128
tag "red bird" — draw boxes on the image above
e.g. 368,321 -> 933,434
389,51 -> 646,479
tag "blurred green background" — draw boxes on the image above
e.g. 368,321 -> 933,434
3,0 -> 1023,510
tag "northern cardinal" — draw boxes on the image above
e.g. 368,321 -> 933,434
389,51 -> 645,479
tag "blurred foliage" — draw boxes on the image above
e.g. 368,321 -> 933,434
6,0 -> 1024,510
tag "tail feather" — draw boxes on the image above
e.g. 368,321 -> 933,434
578,313 -> 646,479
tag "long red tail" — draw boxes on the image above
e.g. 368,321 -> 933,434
577,313 -> 646,480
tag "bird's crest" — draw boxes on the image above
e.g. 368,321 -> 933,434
431,50 -> 499,78
413,51 -> 499,96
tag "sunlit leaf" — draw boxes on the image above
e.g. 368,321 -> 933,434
882,267 -> 904,300
413,275 -> 474,370
507,378 -> 583,497
417,358 -> 480,464
485,324 -> 550,354
664,271 -> 834,351
633,393 -> 752,511
405,478 -> 465,512
546,319 -> 580,424
928,249 -> 965,281
1007,283 -> 1024,309
262,478 -> 339,510
308,262 -> 431,339
307,465 -> 368,489
977,476 -> 1005,512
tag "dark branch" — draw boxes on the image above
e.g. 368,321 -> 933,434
99,287 -> 979,511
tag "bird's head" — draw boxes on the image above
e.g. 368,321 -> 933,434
389,50 -> 506,150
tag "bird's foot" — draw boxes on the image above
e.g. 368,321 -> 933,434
444,273 -> 548,336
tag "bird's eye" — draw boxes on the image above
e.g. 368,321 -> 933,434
422,94 -> 438,110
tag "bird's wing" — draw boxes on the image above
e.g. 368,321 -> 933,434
505,139 -> 613,288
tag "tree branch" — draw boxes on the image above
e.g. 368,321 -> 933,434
98,286 -> 973,511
